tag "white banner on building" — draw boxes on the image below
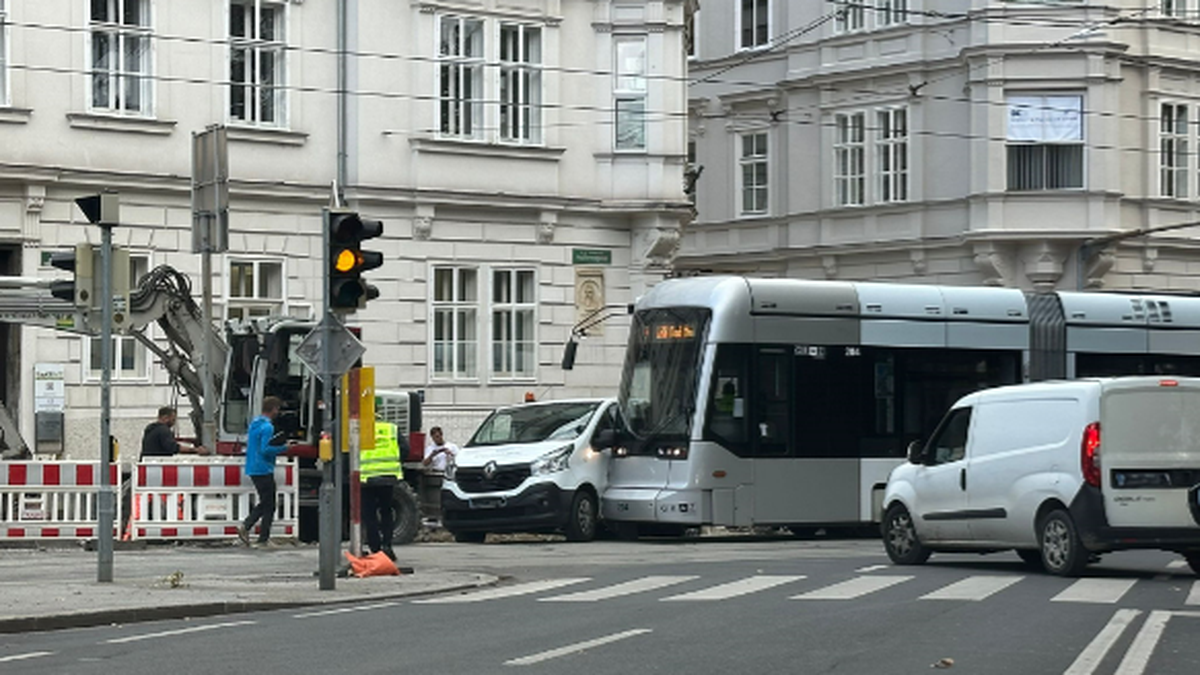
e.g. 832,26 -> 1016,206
34,363 -> 65,413
1007,95 -> 1083,142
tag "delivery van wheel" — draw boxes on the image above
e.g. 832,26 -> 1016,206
882,504 -> 930,566
1039,510 -> 1089,577
564,490 -> 598,542
1184,552 -> 1200,576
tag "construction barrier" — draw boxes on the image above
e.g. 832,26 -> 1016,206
127,458 -> 298,541
0,462 -> 122,540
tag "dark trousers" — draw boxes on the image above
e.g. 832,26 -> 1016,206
244,473 -> 277,543
361,482 -> 395,553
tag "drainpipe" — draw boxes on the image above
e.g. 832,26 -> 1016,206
337,0 -> 348,204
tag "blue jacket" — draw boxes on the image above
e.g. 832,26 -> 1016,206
245,414 -> 287,476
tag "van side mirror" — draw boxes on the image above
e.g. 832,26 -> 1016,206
593,428 -> 617,451
906,439 -> 925,464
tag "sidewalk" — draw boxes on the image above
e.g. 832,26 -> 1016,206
0,541 -> 498,634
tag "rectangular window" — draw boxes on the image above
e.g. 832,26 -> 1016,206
1163,0 -> 1190,18
1006,95 -> 1084,191
227,259 -> 284,321
877,0 -> 908,27
614,36 -> 647,151
89,254 -> 150,379
833,0 -> 865,33
438,16 -> 484,138
835,112 -> 866,206
877,108 -> 908,203
740,0 -> 769,49
90,0 -> 152,114
739,132 -> 768,215
432,267 -> 478,379
491,269 -> 535,379
499,24 -> 542,143
230,0 -> 285,126
1161,103 -> 1189,198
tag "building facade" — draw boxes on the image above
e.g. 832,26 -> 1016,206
0,0 -> 690,455
684,1 -> 1200,290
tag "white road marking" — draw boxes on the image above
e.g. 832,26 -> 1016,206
920,575 -> 1023,601
1115,610 -> 1172,675
1052,579 -> 1137,604
413,578 -> 591,604
1062,609 -> 1142,675
540,576 -> 697,603
505,629 -> 652,666
661,575 -> 807,601
293,602 -> 399,618
105,620 -> 256,644
856,565 -> 889,573
1188,581 -> 1200,606
0,652 -> 54,664
1167,560 -> 1187,570
791,575 -> 912,600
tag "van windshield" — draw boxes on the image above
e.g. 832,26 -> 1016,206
467,402 -> 603,447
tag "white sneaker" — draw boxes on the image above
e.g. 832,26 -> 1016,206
236,524 -> 251,546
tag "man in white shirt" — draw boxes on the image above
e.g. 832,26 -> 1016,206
423,426 -> 458,473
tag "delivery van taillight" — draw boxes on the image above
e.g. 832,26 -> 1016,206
1081,422 -> 1102,488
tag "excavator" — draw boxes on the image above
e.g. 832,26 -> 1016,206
0,263 -> 423,544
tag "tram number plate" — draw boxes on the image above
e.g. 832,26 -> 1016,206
469,497 -> 506,510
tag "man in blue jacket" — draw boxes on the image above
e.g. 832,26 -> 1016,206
237,396 -> 289,547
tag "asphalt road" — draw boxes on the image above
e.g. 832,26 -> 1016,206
1,537 -> 1198,675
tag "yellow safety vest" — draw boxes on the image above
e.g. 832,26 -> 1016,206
361,422 -> 403,482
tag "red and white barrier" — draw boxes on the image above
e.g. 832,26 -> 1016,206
0,462 -> 122,540
127,458 -> 297,541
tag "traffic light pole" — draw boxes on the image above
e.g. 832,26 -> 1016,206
318,210 -> 337,590
97,222 -> 115,583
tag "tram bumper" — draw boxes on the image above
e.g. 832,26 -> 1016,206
601,487 -> 705,524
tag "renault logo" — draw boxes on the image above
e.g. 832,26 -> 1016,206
483,461 -> 498,480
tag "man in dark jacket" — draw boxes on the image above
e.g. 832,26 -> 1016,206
140,406 -> 208,459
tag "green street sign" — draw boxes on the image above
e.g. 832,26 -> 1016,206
572,248 -> 612,266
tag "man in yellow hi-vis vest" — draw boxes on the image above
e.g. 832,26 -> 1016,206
362,421 -> 404,560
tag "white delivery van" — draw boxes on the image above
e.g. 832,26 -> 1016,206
441,398 -> 619,543
882,377 -> 1200,576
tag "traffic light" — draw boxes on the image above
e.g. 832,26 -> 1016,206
49,243 -> 96,309
327,210 -> 383,311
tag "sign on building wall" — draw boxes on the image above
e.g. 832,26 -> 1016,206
33,363 -> 65,413
572,248 -> 612,266
575,269 -> 606,336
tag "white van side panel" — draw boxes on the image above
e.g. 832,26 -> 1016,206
966,396 -> 1084,546
1101,385 -> 1200,528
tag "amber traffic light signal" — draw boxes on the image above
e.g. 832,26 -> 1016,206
327,210 -> 383,311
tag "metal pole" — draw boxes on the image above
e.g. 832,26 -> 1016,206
336,0 -> 348,203
200,129 -> 217,453
318,210 -> 336,590
97,223 -> 114,583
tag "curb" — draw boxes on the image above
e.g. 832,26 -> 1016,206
0,577 -> 499,635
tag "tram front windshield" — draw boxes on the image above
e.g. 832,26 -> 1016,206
619,307 -> 710,444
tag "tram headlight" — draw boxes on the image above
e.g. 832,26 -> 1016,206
531,445 -> 573,475
656,447 -> 689,460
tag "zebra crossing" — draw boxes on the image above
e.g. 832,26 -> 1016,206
416,570 -> 1200,607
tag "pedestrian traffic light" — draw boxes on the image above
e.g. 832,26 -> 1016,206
49,243 -> 96,309
327,210 -> 384,311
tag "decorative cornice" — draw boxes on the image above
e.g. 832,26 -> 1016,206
0,107 -> 33,125
66,112 -> 176,136
409,136 -> 566,161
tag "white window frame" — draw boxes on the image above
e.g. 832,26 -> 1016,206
228,0 -> 287,127
614,35 -> 647,151
835,111 -> 866,206
431,266 -> 480,381
876,0 -> 909,27
437,15 -> 485,140
489,268 -> 537,381
1163,0 -> 1192,19
876,107 -> 909,203
88,0 -> 153,115
833,1 -> 866,34
738,0 -> 770,50
0,0 -> 9,107
498,22 -> 542,144
1006,94 -> 1085,192
225,257 -> 285,321
738,131 -> 769,216
85,253 -> 152,382
1161,102 -> 1190,198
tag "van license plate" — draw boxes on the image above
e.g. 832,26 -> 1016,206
469,497 -> 506,510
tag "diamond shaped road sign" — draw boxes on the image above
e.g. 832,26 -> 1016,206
295,315 -> 365,378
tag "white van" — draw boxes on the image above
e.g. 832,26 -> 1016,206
882,377 -> 1200,576
441,398 -> 619,543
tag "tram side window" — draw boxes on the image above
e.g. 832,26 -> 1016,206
754,348 -> 792,456
705,345 -> 749,451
